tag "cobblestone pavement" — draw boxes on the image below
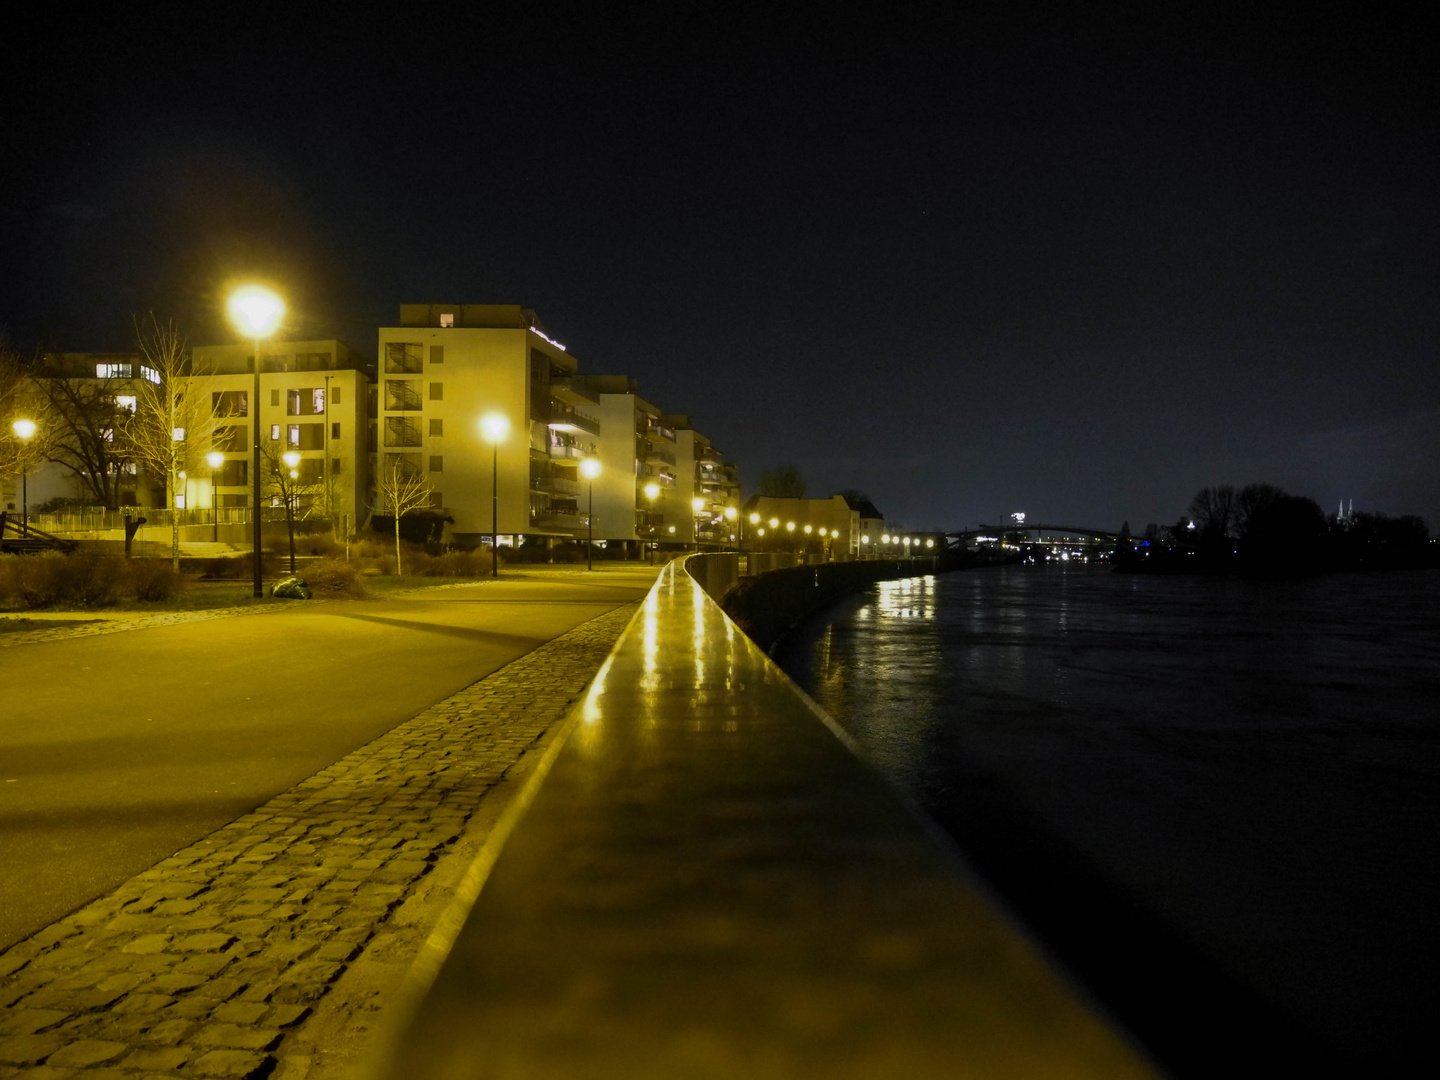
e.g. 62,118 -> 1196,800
0,601 -> 640,1079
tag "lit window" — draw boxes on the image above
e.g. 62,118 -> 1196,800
115,395 -> 137,413
270,425 -> 280,441
172,428 -> 185,441
288,425 -> 300,446
174,494 -> 186,509
313,388 -> 325,414
439,314 -> 454,328
96,363 -> 132,379
141,366 -> 161,385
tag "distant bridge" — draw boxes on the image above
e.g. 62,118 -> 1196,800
940,524 -> 1124,550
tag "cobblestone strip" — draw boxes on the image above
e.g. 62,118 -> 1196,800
0,601 -> 639,1079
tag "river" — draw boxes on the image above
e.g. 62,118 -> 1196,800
779,564 -> 1440,1075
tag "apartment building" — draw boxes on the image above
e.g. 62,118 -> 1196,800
376,305 -> 599,547
189,340 -> 371,529
664,415 -> 741,546
585,375 -> 672,549
742,494 -> 863,558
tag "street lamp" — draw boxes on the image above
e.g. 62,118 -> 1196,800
281,450 -> 301,572
206,451 -> 225,542
691,496 -> 704,550
643,481 -> 660,563
580,456 -> 601,571
480,412 -> 509,579
724,506 -> 738,549
227,284 -> 285,597
11,418 -> 36,532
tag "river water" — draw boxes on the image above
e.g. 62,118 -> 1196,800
779,565 -> 1440,1075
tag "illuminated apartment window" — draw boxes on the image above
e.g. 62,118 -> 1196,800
172,427 -> 185,441
439,314 -> 454,328
115,395 -> 137,413
288,424 -> 300,446
429,418 -> 443,436
271,425 -> 280,441
96,363 -> 132,379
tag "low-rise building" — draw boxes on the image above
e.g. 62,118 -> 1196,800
743,494 -> 863,559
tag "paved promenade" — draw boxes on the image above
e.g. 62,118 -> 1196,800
0,590 -> 642,1078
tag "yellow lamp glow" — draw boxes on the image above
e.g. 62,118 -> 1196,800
282,451 -> 300,468
786,521 -> 795,532
691,497 -> 704,512
206,451 -> 225,469
724,507 -> 737,521
643,482 -> 660,501
769,518 -> 779,528
12,418 -> 36,440
226,285 -> 285,340
749,512 -> 760,524
480,412 -> 510,444
580,457 -> 601,480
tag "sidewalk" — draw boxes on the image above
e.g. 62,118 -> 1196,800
0,601 -> 639,1079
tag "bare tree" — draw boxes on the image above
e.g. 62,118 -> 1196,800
31,369 -> 136,510
1188,485 -> 1237,540
758,463 -> 807,498
127,315 -> 223,568
373,454 -> 434,575
0,338 -> 47,480
261,441 -> 326,573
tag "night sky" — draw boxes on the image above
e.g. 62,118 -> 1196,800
4,5 -> 1436,531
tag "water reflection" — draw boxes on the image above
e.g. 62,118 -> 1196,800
784,565 -> 1440,1074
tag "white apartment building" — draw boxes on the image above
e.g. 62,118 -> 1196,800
664,415 -> 741,546
376,305 -> 599,547
189,340 -> 370,530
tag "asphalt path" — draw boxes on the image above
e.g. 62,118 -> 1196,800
0,565 -> 658,951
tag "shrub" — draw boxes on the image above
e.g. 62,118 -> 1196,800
305,559 -> 369,597
128,559 -> 184,602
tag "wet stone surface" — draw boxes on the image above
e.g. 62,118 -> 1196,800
0,602 -> 637,1078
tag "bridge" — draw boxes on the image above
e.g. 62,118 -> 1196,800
370,555 -> 1158,1078
942,523 -> 1125,550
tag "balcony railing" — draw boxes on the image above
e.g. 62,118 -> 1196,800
536,476 -> 581,496
645,447 -> 676,467
647,424 -> 676,443
547,404 -> 601,437
530,510 -> 587,530
550,377 -> 600,406
548,444 -> 584,461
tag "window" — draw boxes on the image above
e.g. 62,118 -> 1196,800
332,458 -> 343,475
315,388 -> 325,414
96,363 -> 132,379
332,386 -> 341,405
429,382 -> 443,401
439,314 -> 454,328
332,422 -> 341,439
429,418 -> 443,436
262,354 -> 289,373
430,344 -> 444,363
212,390 -> 247,417
385,380 -> 422,411
115,395 -> 137,413
430,491 -> 444,508
172,427 -> 185,441
174,494 -> 186,510
385,342 -> 422,373
271,425 -> 281,441
215,460 -> 248,488
140,366 -> 160,385
271,389 -> 280,407
214,425 -> 247,452
286,388 -> 325,416
295,352 -> 331,371
385,416 -> 423,447
429,455 -> 443,472
288,424 -> 300,447
288,423 -> 324,450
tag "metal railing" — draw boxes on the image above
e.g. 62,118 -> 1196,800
366,558 -> 1158,1079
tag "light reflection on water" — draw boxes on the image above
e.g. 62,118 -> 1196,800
783,565 -> 1440,1074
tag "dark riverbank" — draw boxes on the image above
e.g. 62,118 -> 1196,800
779,566 -> 1440,1076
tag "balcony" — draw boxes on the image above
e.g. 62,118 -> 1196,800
647,424 -> 676,443
549,444 -> 585,461
551,378 -> 599,406
531,510 -> 587,531
645,447 -> 676,467
537,476 -> 581,496
548,405 -> 601,437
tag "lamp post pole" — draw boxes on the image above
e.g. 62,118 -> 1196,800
227,285 -> 284,598
480,413 -> 509,579
11,419 -> 36,533
580,457 -> 601,571
207,451 -> 224,543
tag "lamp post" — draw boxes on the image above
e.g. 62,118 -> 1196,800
227,285 -> 285,597
580,457 -> 601,571
206,451 -> 225,542
480,413 -> 509,579
11,418 -> 36,532
691,496 -> 704,552
281,450 -> 301,573
724,506 -> 738,549
643,481 -> 660,564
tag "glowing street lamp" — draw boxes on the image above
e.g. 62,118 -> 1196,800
11,418 -> 36,532
580,456 -> 601,571
480,412 -> 510,578
691,496 -> 705,550
642,480 -> 660,564
226,284 -> 284,597
279,450 -> 302,572
206,450 -> 225,542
